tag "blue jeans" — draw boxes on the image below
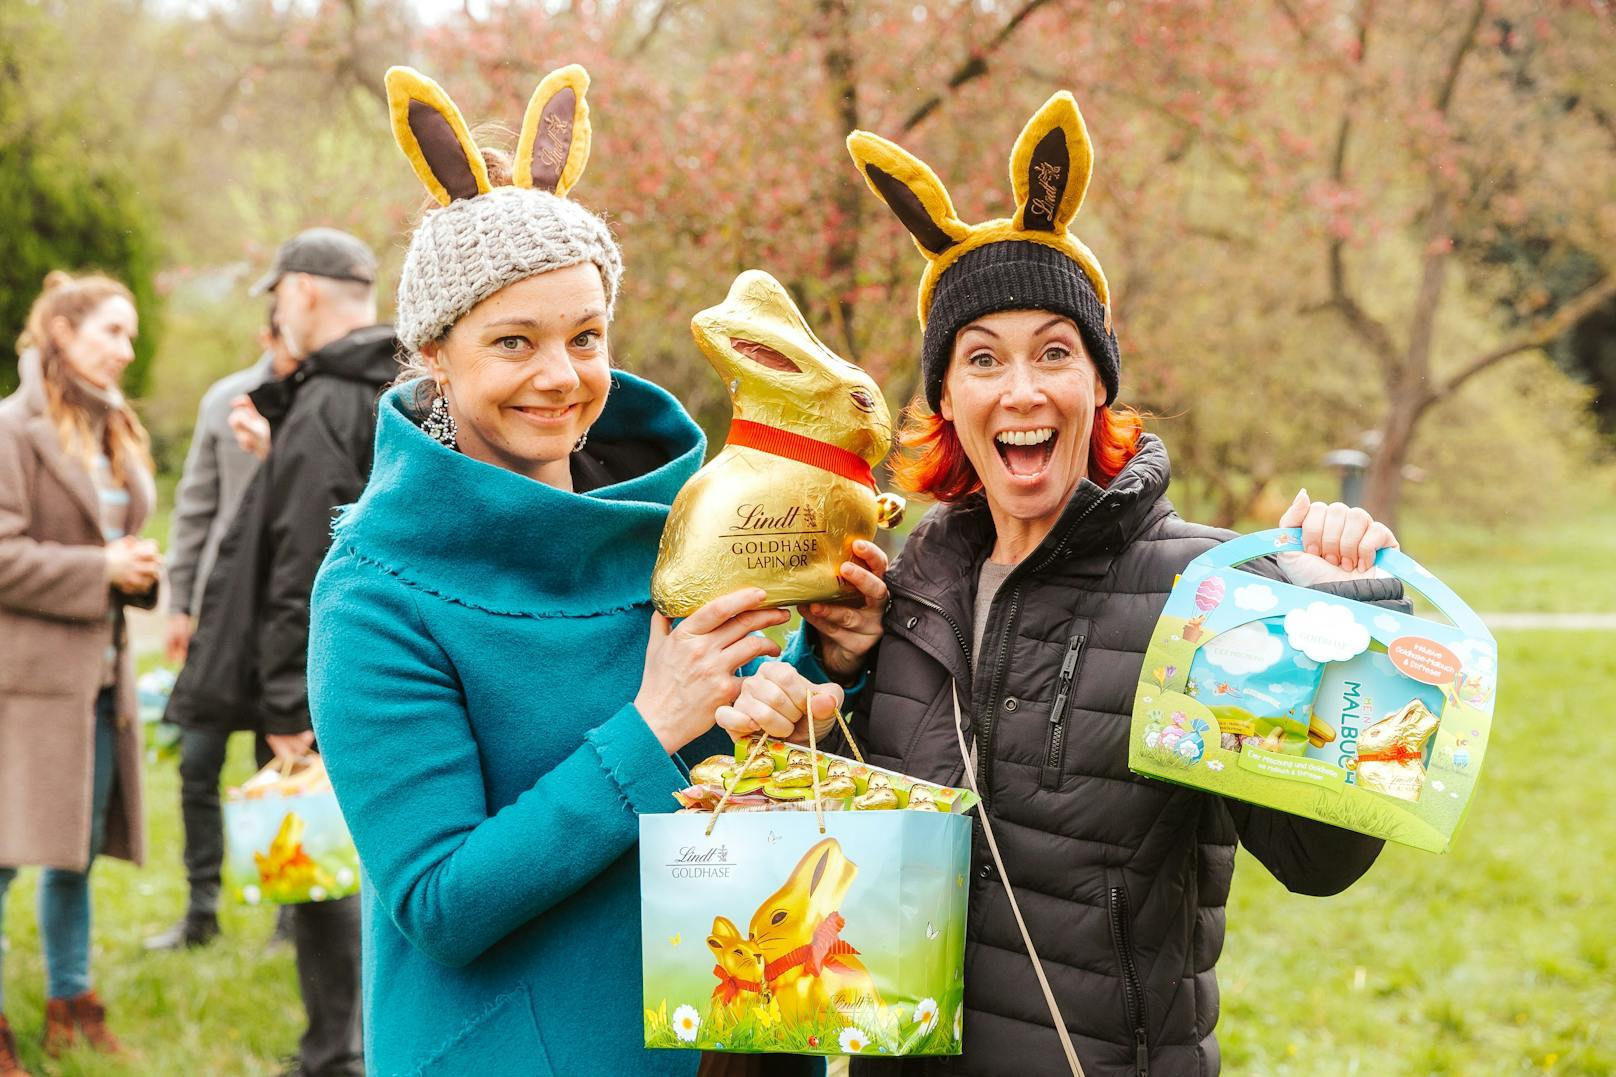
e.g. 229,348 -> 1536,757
0,687 -> 119,1007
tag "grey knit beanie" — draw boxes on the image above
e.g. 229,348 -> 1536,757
394,185 -> 623,354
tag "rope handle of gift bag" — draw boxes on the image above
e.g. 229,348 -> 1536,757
705,690 -> 868,838
951,682 -> 1087,1077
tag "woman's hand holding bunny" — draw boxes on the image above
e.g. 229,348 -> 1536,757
635,588 -> 788,754
798,538 -> 889,682
717,661 -> 844,746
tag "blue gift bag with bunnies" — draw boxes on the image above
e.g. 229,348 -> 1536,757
222,757 -> 361,906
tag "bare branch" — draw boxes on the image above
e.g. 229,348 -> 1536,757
1438,274 -> 1616,398
901,0 -> 1058,132
627,0 -> 684,58
1434,0 -> 1487,116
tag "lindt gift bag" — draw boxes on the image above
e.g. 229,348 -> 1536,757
1129,528 -> 1497,853
222,756 -> 361,905
640,736 -> 973,1059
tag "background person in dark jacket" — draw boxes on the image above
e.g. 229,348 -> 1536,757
146,316 -> 293,953
722,95 -> 1405,1077
167,228 -> 389,1077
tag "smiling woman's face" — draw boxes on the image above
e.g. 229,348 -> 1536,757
940,309 -> 1104,537
422,263 -> 610,488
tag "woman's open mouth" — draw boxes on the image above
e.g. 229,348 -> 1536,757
994,427 -> 1057,480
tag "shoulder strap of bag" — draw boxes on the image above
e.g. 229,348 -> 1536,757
951,681 -> 1086,1077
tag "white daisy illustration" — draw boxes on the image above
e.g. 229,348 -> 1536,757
838,1025 -> 870,1053
672,1004 -> 701,1043
1206,759 -> 1225,772
242,885 -> 261,906
953,1006 -> 964,1041
913,997 -> 939,1034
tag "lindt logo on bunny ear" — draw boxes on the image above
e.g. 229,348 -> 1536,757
1030,160 -> 1064,222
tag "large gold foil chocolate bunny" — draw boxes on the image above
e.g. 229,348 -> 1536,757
651,271 -> 903,616
746,837 -> 881,1025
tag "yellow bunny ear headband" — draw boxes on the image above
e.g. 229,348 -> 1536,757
385,65 -> 623,354
847,91 -> 1120,411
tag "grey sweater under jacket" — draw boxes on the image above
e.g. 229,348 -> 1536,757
847,435 -> 1400,1077
166,355 -> 274,615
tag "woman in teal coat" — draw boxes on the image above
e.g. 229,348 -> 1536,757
307,68 -> 882,1076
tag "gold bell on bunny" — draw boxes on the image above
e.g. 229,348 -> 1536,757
651,270 -> 905,617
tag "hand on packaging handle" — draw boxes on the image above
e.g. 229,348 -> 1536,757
635,588 -> 788,755
798,538 -> 889,683
266,731 -> 316,762
717,660 -> 844,745
1276,489 -> 1398,584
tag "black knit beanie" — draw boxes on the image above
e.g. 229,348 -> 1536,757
921,240 -> 1120,413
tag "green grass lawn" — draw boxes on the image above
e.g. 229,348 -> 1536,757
1398,501 -> 1616,615
1221,630 -> 1615,1075
0,734 -> 302,1076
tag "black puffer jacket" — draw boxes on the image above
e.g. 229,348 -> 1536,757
849,435 -> 1398,1077
167,325 -> 397,736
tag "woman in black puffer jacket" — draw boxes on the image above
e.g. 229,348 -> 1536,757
720,93 -> 1405,1077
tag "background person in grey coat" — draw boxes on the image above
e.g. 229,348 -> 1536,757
144,315 -> 293,952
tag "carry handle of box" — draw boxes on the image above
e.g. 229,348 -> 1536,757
1181,528 -> 1491,642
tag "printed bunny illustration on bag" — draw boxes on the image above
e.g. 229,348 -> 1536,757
651,270 -> 904,616
641,811 -> 969,1057
743,837 -> 882,1026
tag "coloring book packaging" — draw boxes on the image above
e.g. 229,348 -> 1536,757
222,757 -> 361,906
1129,529 -> 1497,853
640,809 -> 970,1058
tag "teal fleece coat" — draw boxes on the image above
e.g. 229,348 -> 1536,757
309,374 -> 827,1076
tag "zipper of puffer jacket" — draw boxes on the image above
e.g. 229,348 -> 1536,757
887,585 -> 974,671
1040,632 -> 1087,791
1109,885 -> 1150,1077
974,587 -> 1022,813
978,492 -> 1109,812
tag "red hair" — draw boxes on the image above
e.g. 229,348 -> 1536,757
891,402 -> 1144,503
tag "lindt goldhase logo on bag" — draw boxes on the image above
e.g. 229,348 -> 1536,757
667,843 -> 736,880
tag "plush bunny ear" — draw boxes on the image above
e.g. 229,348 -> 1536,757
846,131 -> 969,259
514,65 -> 592,197
385,67 -> 492,206
1010,91 -> 1092,235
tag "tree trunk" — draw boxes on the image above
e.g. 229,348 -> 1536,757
820,0 -> 860,358
1361,395 -> 1423,529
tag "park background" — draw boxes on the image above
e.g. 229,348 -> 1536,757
1,0 -> 1613,1073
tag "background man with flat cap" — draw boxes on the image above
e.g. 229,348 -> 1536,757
167,227 -> 394,1077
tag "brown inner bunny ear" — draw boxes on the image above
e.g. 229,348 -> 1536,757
1021,128 -> 1071,232
408,100 -> 483,201
810,849 -> 830,894
732,339 -> 801,373
529,87 -> 577,192
864,164 -> 957,255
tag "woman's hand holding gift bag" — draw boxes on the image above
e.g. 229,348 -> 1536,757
717,660 -> 846,745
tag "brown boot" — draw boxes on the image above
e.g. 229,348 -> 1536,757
0,1013 -> 36,1077
41,999 -> 73,1058
67,992 -> 123,1056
